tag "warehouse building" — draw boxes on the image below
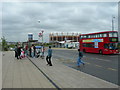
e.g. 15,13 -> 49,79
49,32 -> 80,48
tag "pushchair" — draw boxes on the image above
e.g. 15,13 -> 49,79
36,50 -> 40,58
35,46 -> 41,58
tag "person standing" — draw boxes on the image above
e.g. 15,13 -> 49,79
29,47 -> 31,57
31,45 -> 34,58
46,46 -> 52,66
17,45 -> 21,59
41,45 -> 45,59
25,44 -> 28,56
77,49 -> 85,67
33,44 -> 36,58
14,45 -> 18,59
20,48 -> 25,59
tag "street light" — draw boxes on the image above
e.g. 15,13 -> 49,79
38,20 -> 44,45
41,30 -> 44,44
38,20 -> 40,23
112,16 -> 115,31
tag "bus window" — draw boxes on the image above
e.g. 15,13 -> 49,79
81,36 -> 83,38
97,34 -> 102,37
91,35 -> 95,38
109,33 -> 112,37
97,34 -> 100,38
86,35 -> 88,38
109,32 -> 118,37
109,43 -> 118,50
104,44 -> 109,49
113,33 -> 118,37
93,34 -> 96,38
95,34 -> 98,38
103,33 -> 107,37
104,43 -> 118,49
97,34 -> 99,38
99,34 -> 103,37
82,44 -> 86,47
83,35 -> 87,38
82,43 -> 94,47
88,35 -> 91,38
80,35 -> 83,39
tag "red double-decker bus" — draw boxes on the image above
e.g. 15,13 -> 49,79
79,31 -> 119,54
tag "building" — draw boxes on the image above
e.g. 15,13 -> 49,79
49,32 -> 80,43
28,33 -> 33,41
49,32 -> 80,48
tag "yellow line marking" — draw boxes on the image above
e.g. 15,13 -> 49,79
84,62 -> 90,64
107,68 -> 117,71
95,65 -> 102,68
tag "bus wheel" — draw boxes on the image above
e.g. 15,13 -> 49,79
99,50 -> 103,54
83,49 -> 86,53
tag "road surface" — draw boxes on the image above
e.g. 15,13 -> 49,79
48,49 -> 118,85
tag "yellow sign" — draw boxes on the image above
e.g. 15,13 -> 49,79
83,39 -> 94,42
82,39 -> 103,42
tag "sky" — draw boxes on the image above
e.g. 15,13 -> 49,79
1,2 -> 118,42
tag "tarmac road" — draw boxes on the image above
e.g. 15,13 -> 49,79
49,49 -> 118,85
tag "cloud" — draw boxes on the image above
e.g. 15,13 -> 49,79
2,2 -> 118,42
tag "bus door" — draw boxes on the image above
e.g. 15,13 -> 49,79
94,39 -> 104,53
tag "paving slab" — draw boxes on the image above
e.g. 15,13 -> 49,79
30,55 -> 118,88
2,51 -> 55,88
2,51 -> 119,89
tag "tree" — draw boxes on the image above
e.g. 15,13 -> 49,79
1,36 -> 8,51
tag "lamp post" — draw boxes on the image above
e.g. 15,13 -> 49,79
38,20 -> 44,45
38,20 -> 41,44
41,30 -> 44,45
112,16 -> 115,31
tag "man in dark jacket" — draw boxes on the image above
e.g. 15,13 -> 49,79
46,46 -> 52,66
33,44 -> 36,57
17,46 -> 21,59
14,45 -> 18,59
77,49 -> 85,67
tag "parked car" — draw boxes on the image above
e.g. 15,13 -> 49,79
9,47 -> 14,51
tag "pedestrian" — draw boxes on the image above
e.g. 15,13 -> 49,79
14,45 -> 17,57
46,46 -> 52,66
20,48 -> 25,59
33,44 -> 36,58
29,47 -> 31,57
14,45 -> 19,59
77,49 -> 85,67
31,45 -> 34,58
31,44 -> 36,58
41,45 -> 45,59
17,45 -> 21,59
25,44 -> 28,56
36,48 -> 40,58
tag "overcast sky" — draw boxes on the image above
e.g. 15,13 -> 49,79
2,2 -> 118,42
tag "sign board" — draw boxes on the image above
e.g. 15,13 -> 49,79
83,39 -> 103,43
82,39 -> 103,48
39,33 -> 42,37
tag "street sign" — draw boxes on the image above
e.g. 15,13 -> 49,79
39,33 -> 42,37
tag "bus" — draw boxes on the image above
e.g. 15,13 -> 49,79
79,31 -> 119,54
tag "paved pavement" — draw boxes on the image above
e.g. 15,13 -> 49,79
2,51 -> 55,88
51,49 -> 118,85
2,51 -> 118,88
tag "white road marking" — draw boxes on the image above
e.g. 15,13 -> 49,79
95,58 -> 110,62
107,68 -> 117,71
84,61 -> 90,64
109,56 -> 118,57
95,65 -> 102,68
